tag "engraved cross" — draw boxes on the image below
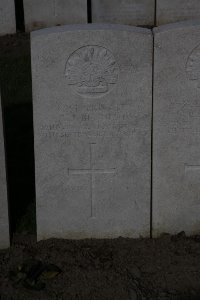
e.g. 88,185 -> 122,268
68,143 -> 116,218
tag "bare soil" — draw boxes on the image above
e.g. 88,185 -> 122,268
0,233 -> 200,299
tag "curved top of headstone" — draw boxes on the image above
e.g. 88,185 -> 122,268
154,19 -> 200,34
31,23 -> 151,38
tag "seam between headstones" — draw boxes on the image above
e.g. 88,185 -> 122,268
154,0 -> 157,27
14,0 -> 25,32
87,0 -> 92,23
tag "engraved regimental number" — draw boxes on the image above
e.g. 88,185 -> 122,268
65,46 -> 119,98
186,43 -> 200,88
68,143 -> 116,218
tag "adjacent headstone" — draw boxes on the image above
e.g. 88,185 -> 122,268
153,20 -> 200,236
157,0 -> 200,26
23,0 -> 87,32
91,0 -> 155,26
0,94 -> 10,248
0,0 -> 16,36
31,24 -> 152,240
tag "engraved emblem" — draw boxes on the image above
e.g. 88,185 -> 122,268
186,44 -> 200,87
65,46 -> 119,97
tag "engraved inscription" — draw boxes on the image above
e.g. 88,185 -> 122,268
185,165 -> 200,172
185,164 -> 200,205
65,46 -> 119,97
186,44 -> 200,88
68,143 -> 116,218
166,101 -> 200,135
39,103 -> 147,140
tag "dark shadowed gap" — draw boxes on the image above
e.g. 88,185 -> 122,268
4,104 -> 36,236
14,0 -> 25,31
150,30 -> 155,239
87,0 -> 92,23
0,34 -> 36,237
154,0 -> 157,27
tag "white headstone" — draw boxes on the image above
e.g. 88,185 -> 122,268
92,0 -> 155,26
153,20 -> 200,236
157,0 -> 200,26
31,24 -> 152,240
0,0 -> 16,36
0,94 -> 10,248
23,0 -> 87,32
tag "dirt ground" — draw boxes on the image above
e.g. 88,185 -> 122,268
0,33 -> 200,300
0,233 -> 200,299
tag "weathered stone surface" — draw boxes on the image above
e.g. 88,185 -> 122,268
153,20 -> 200,236
0,94 -> 9,248
0,0 -> 16,36
157,0 -> 200,26
91,0 -> 155,26
23,0 -> 87,32
31,24 -> 152,240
